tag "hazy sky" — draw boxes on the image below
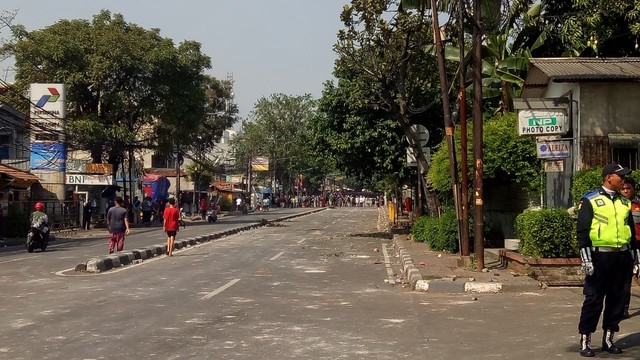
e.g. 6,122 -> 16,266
1,0 -> 349,123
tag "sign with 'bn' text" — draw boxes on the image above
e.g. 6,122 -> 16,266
65,174 -> 112,186
518,110 -> 568,136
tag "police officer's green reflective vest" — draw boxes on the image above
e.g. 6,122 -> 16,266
587,193 -> 632,247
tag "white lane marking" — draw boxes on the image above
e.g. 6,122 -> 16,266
269,252 -> 285,261
296,239 -> 306,244
201,279 -> 241,300
381,243 -> 395,283
0,256 -> 38,265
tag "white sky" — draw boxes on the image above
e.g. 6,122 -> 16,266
1,0 -> 349,124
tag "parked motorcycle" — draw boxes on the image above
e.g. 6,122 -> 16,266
26,227 -> 50,253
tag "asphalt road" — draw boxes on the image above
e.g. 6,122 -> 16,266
2,207 -> 640,359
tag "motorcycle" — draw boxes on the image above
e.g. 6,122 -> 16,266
206,209 -> 218,223
239,203 -> 248,214
26,227 -> 51,253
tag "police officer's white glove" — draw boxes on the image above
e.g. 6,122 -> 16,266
580,247 -> 594,276
633,249 -> 640,277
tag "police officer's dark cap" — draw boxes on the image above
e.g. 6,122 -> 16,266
602,163 -> 632,177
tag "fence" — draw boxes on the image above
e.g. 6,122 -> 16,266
1,201 -> 81,237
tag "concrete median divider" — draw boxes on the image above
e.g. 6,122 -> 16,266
75,208 -> 327,273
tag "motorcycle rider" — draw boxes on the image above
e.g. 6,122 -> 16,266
28,202 -> 50,249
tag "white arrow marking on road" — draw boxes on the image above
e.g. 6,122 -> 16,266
201,279 -> 241,300
269,252 -> 285,261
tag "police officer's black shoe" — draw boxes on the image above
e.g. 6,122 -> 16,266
579,333 -> 595,357
602,330 -> 623,354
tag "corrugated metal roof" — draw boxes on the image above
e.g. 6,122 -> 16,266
0,163 -> 40,181
0,163 -> 40,189
529,58 -> 640,82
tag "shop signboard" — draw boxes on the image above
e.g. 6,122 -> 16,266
537,140 -> 571,159
518,110 -> 568,136
65,174 -> 112,186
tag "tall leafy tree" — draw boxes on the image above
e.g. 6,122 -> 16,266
312,79 -> 409,193
335,0 -> 448,211
7,10 -> 215,174
233,94 -> 322,193
561,0 -> 640,56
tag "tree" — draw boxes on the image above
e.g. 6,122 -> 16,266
429,112 -> 539,194
233,94 -> 321,194
560,0 -> 640,57
7,10 -> 216,176
0,9 -> 18,63
335,0 -> 449,213
312,79 -> 409,193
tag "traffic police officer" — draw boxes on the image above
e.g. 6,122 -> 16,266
577,163 -> 640,357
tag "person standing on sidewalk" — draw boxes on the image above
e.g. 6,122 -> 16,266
106,197 -> 130,254
82,199 -> 92,230
577,163 -> 640,357
621,177 -> 640,318
163,197 -> 180,256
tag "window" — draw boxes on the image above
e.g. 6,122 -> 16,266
612,147 -> 638,170
151,154 -> 176,169
0,133 -> 11,160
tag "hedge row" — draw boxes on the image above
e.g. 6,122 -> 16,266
515,209 -> 577,258
411,207 -> 459,253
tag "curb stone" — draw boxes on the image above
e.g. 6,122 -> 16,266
76,208 -> 326,273
392,234 -> 505,293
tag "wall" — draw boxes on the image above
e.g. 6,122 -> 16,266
580,82 -> 640,136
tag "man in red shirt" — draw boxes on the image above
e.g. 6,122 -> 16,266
621,177 -> 640,318
163,197 -> 181,256
199,196 -> 207,220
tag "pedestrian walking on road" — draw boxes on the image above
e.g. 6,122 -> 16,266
621,177 -> 640,318
142,196 -> 152,226
577,163 -> 640,357
106,197 -> 130,254
163,197 -> 180,257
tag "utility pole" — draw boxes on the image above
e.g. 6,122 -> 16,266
430,0 -> 464,244
175,150 -> 181,203
458,0 -> 470,257
472,0 -> 485,271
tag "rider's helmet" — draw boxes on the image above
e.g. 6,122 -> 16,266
34,202 -> 44,211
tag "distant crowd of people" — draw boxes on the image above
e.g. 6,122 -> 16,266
251,193 -> 384,210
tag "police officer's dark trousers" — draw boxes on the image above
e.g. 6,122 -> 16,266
579,250 -> 632,334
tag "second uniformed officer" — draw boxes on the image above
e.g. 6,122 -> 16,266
577,163 -> 640,357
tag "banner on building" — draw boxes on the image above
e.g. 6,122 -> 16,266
30,83 -> 66,173
251,156 -> 269,171
30,142 -> 66,171
86,163 -> 113,174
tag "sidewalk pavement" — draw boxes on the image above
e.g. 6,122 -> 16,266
391,232 -> 543,294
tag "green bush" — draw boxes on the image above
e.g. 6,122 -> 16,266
572,167 -> 640,205
219,197 -> 233,211
571,167 -> 602,205
411,207 -> 459,253
515,209 -> 577,258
